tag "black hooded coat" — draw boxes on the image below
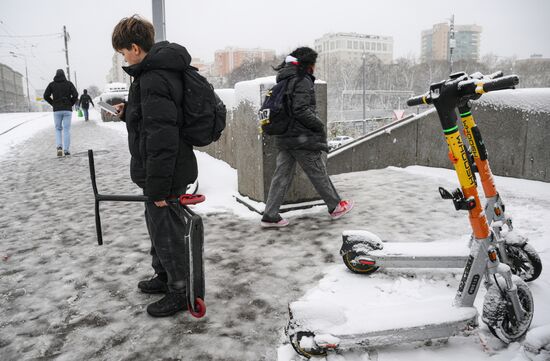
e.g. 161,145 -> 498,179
121,41 -> 198,201
275,64 -> 328,152
43,70 -> 78,111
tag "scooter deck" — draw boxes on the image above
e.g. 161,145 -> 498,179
290,299 -> 477,349
287,265 -> 478,352
342,230 -> 470,269
369,241 -> 470,268
180,206 -> 206,318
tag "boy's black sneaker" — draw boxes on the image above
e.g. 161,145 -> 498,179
138,274 -> 168,294
57,147 -> 63,157
64,151 -> 71,156
146,291 -> 187,317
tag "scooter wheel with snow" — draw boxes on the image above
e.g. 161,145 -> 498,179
505,243 -> 542,282
482,277 -> 534,343
289,331 -> 327,359
342,251 -> 378,274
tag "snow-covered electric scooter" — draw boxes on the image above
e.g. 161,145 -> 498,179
88,149 -> 206,318
287,73 -> 535,358
340,71 -> 542,283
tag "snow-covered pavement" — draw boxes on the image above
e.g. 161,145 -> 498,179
0,111 -> 548,360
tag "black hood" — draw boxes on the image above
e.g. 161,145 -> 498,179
276,64 -> 315,83
54,69 -> 66,82
123,41 -> 192,77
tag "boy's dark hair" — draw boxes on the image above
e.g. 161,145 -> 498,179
112,15 -> 155,52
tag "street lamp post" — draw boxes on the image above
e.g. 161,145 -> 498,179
362,52 -> 366,135
10,51 -> 31,112
449,14 -> 456,75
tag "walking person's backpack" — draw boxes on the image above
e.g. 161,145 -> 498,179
258,78 -> 294,135
181,66 -> 226,146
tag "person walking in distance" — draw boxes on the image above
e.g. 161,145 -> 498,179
261,47 -> 354,228
43,69 -> 78,157
78,89 -> 95,121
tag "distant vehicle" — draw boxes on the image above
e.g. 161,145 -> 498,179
328,135 -> 354,151
97,83 -> 129,122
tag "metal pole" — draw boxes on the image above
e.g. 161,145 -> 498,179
74,71 -> 78,91
12,72 -> 17,111
63,25 -> 71,81
152,0 -> 166,42
24,57 -> 30,112
362,53 -> 366,135
449,14 -> 455,75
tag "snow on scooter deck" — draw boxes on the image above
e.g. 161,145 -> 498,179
343,230 -> 471,269
287,265 -> 478,352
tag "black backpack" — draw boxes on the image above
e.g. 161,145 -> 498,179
258,77 -> 295,135
181,66 -> 227,146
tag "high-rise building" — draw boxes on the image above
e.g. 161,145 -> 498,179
107,53 -> 131,86
421,23 -> 482,63
214,47 -> 276,77
314,32 -> 394,66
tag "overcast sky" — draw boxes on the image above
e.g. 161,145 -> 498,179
1,0 -> 549,96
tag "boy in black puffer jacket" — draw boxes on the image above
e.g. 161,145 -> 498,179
261,47 -> 354,228
111,15 -> 198,317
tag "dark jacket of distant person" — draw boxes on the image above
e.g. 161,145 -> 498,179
43,69 -> 78,112
275,64 -> 328,152
78,89 -> 95,109
121,41 -> 198,201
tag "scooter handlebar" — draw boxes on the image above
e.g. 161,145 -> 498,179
406,93 -> 432,107
458,74 -> 519,96
480,74 -> 519,92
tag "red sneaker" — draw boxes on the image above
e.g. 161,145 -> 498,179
261,218 -> 290,228
330,200 -> 354,219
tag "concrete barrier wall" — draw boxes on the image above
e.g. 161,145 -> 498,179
197,110 -> 237,169
327,88 -> 550,183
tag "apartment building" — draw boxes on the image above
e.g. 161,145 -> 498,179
214,47 -> 276,77
421,23 -> 482,62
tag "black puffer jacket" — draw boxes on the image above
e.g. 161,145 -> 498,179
276,64 -> 328,152
78,93 -> 94,109
122,41 -> 198,201
43,70 -> 78,111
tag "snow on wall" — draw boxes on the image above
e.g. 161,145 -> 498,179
234,76 -> 276,109
215,89 -> 236,110
475,88 -> 550,115
233,76 -> 327,109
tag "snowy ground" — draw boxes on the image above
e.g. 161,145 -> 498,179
0,110 -> 548,361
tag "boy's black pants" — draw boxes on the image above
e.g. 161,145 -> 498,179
144,201 -> 188,292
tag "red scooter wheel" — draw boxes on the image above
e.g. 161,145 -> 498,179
189,297 -> 206,318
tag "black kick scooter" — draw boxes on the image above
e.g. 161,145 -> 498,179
88,149 -> 206,318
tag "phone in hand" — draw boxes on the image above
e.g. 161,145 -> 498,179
98,101 -> 119,115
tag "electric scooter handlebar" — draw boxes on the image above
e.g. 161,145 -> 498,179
458,74 -> 519,95
406,72 -> 519,107
406,93 -> 432,107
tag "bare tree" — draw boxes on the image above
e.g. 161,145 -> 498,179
86,85 -> 101,98
225,57 -> 282,88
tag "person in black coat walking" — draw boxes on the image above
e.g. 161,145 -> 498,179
43,69 -> 78,156
111,15 -> 198,317
78,89 -> 94,121
261,47 -> 354,228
